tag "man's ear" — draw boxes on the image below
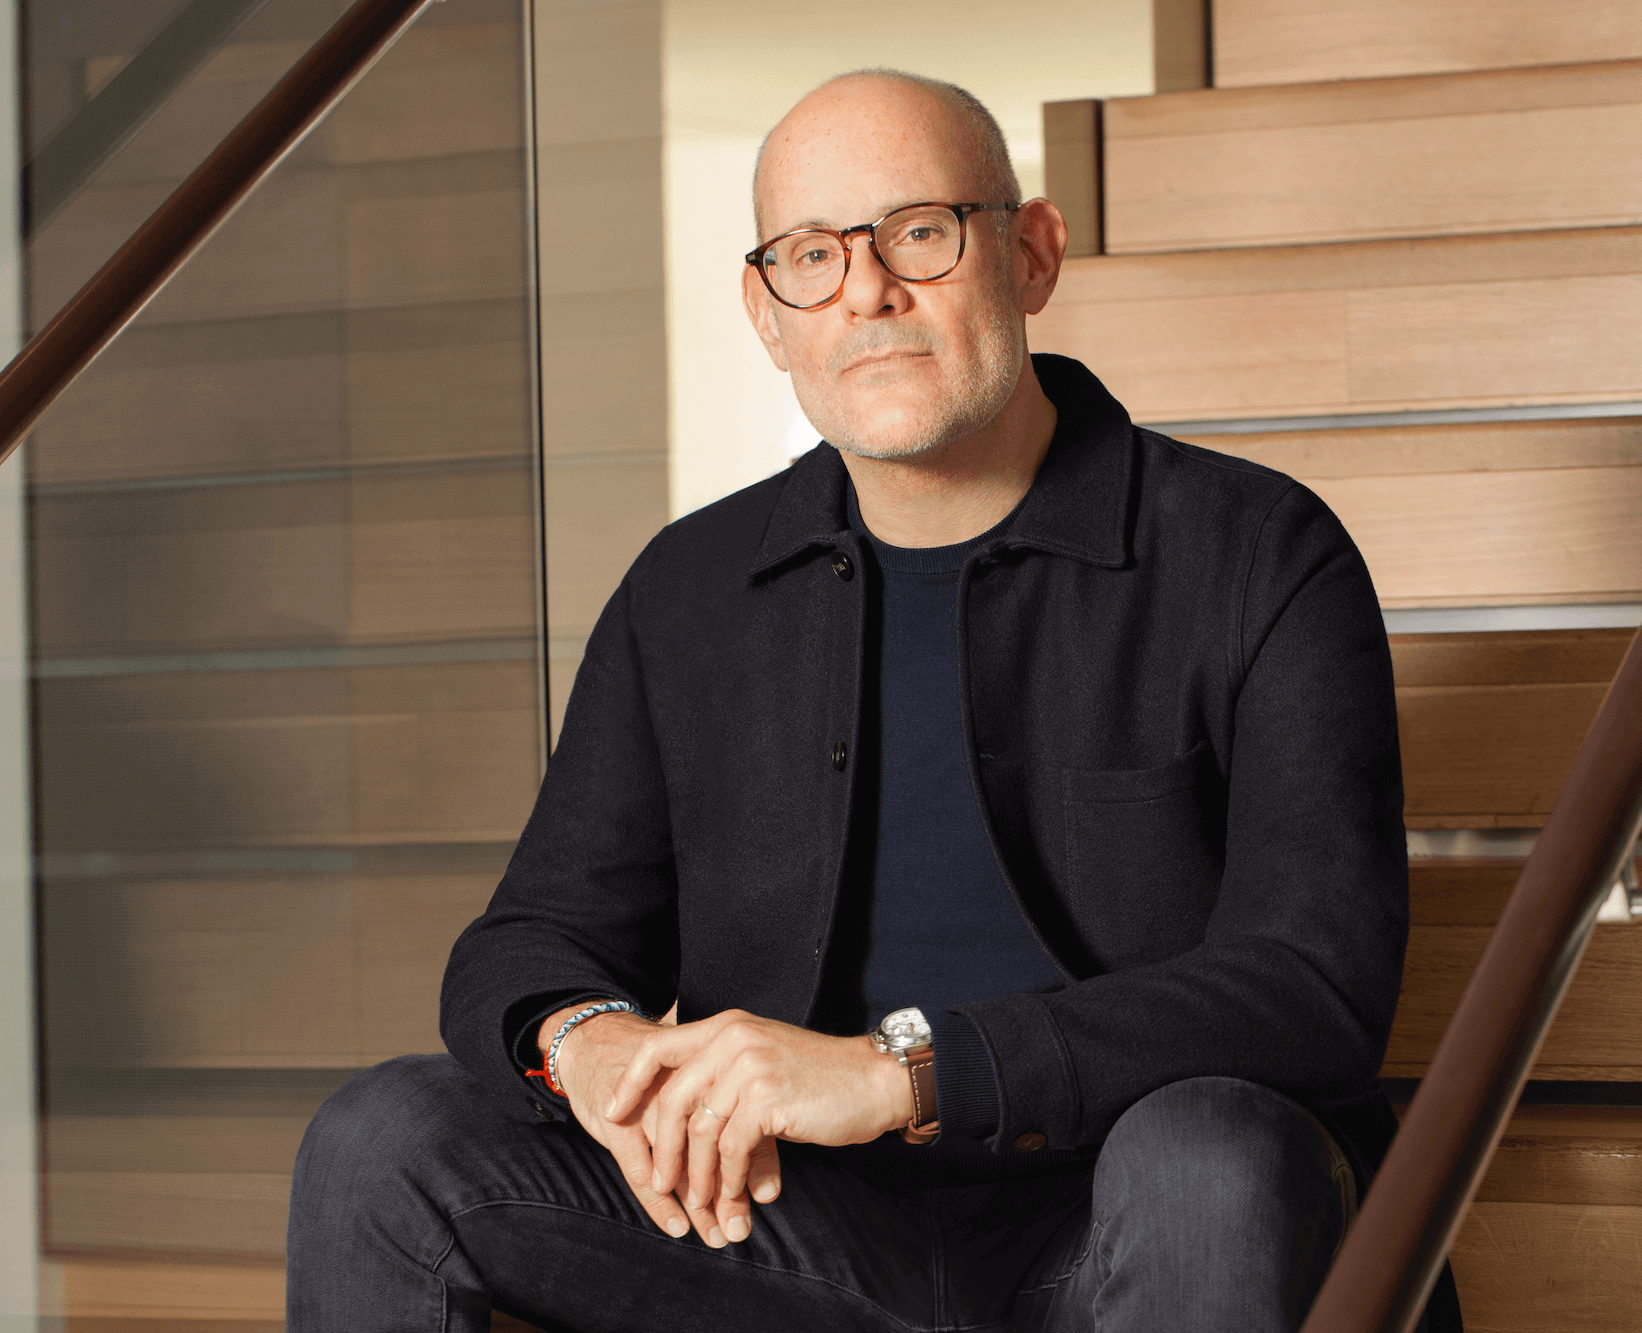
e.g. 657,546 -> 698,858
742,264 -> 790,371
1014,198 -> 1069,318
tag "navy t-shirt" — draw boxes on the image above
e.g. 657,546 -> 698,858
820,488 -> 1081,1179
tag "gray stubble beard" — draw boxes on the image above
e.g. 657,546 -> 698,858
789,287 -> 1026,464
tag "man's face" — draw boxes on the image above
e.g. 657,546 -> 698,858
746,80 -> 1026,461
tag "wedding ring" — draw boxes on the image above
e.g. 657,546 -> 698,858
701,1104 -> 725,1121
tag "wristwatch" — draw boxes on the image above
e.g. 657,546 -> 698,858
870,1007 -> 940,1145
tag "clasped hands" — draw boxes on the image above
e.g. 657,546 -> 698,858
546,1006 -> 915,1248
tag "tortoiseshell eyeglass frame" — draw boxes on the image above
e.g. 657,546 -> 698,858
744,201 -> 1021,310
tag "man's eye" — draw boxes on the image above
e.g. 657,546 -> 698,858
796,248 -> 834,267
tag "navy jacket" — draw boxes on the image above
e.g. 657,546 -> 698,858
441,354 -> 1409,1181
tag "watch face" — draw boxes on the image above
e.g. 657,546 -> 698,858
878,1006 -> 932,1050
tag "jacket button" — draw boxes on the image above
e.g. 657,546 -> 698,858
832,740 -> 847,771
1014,1132 -> 1046,1152
830,552 -> 853,581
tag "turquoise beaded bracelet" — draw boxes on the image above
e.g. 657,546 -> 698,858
539,1000 -> 651,1097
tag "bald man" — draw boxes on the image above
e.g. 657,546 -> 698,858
289,72 -> 1459,1332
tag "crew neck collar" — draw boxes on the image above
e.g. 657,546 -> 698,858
847,484 -> 1022,575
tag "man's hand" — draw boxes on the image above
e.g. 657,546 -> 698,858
544,1007 -> 695,1241
604,1010 -> 915,1245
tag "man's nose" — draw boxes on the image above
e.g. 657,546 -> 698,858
837,231 -> 909,317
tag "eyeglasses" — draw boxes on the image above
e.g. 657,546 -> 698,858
745,201 -> 1020,310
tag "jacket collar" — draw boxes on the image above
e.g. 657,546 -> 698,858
749,353 -> 1135,578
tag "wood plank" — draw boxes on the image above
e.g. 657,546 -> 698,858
42,1255 -> 284,1322
1384,924 -> 1642,1076
1319,466 -> 1640,608
1391,629 -> 1632,689
1479,1132 -> 1642,1207
1396,691 -> 1606,824
1102,61 -> 1642,253
1029,228 -> 1642,421
1409,860 -> 1520,927
1200,424 -> 1642,610
1183,416 -> 1642,481
1043,100 -> 1101,258
29,470 -> 538,656
41,873 -> 498,1068
1153,0 -> 1208,93
1449,1203 -> 1642,1332
1214,0 -> 1642,89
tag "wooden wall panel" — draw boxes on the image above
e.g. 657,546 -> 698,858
1102,61 -> 1642,253
1214,0 -> 1642,89
29,470 -> 537,656
1030,228 -> 1642,421
28,302 -> 533,486
43,1254 -> 285,1322
30,348 -> 345,484
317,22 -> 525,164
46,1115 -> 306,1255
1389,630 -> 1631,827
533,0 -> 669,747
42,873 -> 497,1069
1153,0 -> 1208,93
35,665 -> 540,850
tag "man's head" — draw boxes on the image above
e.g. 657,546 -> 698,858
743,72 -> 1067,463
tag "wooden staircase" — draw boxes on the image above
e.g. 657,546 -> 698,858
1038,2 -> 1642,1327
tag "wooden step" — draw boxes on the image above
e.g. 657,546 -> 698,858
29,469 -> 540,657
1389,917 -> 1642,1080
1391,630 -> 1634,827
26,303 -> 534,488
1187,418 -> 1642,609
1390,855 -> 1642,1082
1389,1104 -> 1642,1332
1101,60 -> 1642,254
42,1106 -> 1642,1333
1213,0 -> 1642,89
1028,226 -> 1642,422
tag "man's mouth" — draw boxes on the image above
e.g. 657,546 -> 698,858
841,348 -> 933,373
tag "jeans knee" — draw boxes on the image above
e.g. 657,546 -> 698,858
1096,1077 -> 1350,1231
292,1054 -> 467,1217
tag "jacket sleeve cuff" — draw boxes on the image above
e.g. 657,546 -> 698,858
508,991 -> 611,1081
928,1009 -> 1001,1138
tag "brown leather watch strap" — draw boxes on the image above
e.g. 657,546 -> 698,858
900,1046 -> 940,1145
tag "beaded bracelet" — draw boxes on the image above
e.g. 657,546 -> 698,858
529,1000 -> 651,1098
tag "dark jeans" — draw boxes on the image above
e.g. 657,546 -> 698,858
287,1055 -> 1357,1332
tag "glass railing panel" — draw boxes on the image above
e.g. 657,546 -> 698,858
22,1 -> 356,325
25,0 -> 542,1268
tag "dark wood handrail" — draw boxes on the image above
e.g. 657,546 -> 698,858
1304,623 -> 1642,1333
0,0 -> 438,470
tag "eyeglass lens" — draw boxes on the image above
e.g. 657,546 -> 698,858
761,204 -> 962,307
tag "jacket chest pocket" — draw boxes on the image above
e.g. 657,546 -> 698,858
1062,740 -> 1225,971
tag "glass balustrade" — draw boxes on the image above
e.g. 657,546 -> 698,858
7,0 -> 542,1276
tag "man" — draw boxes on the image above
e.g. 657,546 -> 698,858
289,71 -> 1456,1331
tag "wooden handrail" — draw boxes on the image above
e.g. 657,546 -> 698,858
1304,624 -> 1642,1333
0,0 -> 438,470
